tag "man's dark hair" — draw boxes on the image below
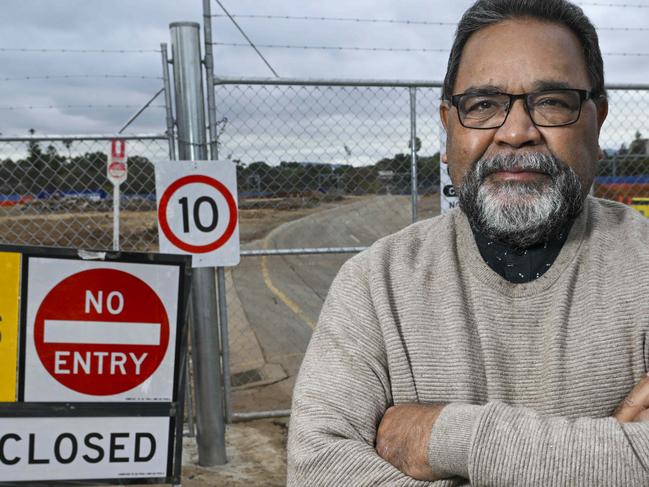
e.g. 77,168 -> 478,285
442,0 -> 606,101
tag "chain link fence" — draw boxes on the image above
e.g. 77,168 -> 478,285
0,81 -> 646,419
0,136 -> 169,251
211,81 -> 649,417
596,88 -> 649,210
213,80 -> 444,415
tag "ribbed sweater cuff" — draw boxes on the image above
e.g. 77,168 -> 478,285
427,403 -> 483,479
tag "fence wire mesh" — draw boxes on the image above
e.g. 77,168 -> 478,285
213,82 -> 649,415
0,83 -> 646,417
213,83 -> 446,407
0,137 -> 169,252
596,88 -> 649,207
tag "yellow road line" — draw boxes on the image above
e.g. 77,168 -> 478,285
261,237 -> 316,330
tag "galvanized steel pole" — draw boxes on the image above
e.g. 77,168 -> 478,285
202,0 -> 233,425
202,0 -> 220,159
409,87 -> 418,223
170,21 -> 227,466
161,43 -> 177,160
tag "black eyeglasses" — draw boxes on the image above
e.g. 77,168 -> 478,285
450,89 -> 593,129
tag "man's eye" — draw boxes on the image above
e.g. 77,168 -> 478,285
466,99 -> 498,112
536,97 -> 571,109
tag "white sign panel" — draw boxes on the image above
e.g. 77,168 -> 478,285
440,162 -> 459,213
155,160 -> 240,267
439,130 -> 459,213
0,416 -> 170,481
23,258 -> 180,402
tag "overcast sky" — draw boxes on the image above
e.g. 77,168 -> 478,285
1,0 -> 648,145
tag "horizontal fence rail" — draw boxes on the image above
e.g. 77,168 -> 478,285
215,76 -> 444,88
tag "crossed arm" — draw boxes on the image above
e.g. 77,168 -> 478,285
287,259 -> 649,486
376,378 -> 649,483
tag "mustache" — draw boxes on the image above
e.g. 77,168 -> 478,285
475,153 -> 561,180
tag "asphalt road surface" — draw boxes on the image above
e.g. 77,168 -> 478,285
231,195 -> 415,388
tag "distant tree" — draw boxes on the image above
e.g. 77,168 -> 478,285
408,137 -> 422,153
27,128 -> 42,159
62,139 -> 73,161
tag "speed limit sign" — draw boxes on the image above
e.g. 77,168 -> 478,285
155,161 -> 240,267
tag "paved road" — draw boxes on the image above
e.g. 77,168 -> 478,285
231,195 -> 415,381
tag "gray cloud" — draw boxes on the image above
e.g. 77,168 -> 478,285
0,0 -> 646,144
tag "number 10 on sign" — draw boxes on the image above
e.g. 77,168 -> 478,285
155,161 -> 240,267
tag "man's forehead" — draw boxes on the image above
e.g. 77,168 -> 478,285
453,18 -> 591,94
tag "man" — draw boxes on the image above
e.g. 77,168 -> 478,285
287,0 -> 649,485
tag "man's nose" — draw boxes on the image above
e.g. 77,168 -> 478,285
493,99 -> 543,148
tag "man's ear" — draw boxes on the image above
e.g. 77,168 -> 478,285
440,100 -> 451,132
440,101 -> 452,166
596,97 -> 608,134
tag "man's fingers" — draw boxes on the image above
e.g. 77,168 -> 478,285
614,373 -> 649,422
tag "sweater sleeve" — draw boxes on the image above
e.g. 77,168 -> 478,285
428,401 -> 649,486
287,256 -> 463,487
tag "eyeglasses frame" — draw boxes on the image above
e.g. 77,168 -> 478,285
449,88 -> 594,130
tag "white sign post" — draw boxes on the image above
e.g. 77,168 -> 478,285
107,140 -> 128,251
155,160 -> 240,267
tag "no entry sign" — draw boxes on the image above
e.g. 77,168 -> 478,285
0,245 -> 189,486
32,268 -> 169,396
108,161 -> 127,182
155,160 -> 240,267
23,258 -> 181,402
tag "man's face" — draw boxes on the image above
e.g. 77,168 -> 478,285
440,18 -> 608,245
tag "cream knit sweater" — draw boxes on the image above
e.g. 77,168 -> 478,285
287,196 -> 649,486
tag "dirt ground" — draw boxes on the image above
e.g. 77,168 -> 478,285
0,193 -> 361,251
181,419 -> 288,487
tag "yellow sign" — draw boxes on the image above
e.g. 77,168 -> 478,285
0,252 -> 20,402
631,198 -> 649,218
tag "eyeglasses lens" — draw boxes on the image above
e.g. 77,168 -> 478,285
458,90 -> 582,128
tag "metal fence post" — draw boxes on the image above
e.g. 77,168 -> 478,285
170,21 -> 227,466
161,43 -> 177,161
409,86 -> 418,223
202,0 -> 233,424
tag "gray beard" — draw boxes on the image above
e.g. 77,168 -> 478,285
457,152 -> 584,248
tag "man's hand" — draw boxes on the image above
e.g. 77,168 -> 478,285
375,403 -> 448,481
613,373 -> 649,423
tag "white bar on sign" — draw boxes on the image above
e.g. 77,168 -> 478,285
43,320 -> 161,345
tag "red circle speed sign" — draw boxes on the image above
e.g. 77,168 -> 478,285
33,268 -> 170,396
158,174 -> 238,253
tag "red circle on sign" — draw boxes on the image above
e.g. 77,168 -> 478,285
158,174 -> 238,253
33,269 -> 170,396
108,161 -> 126,178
